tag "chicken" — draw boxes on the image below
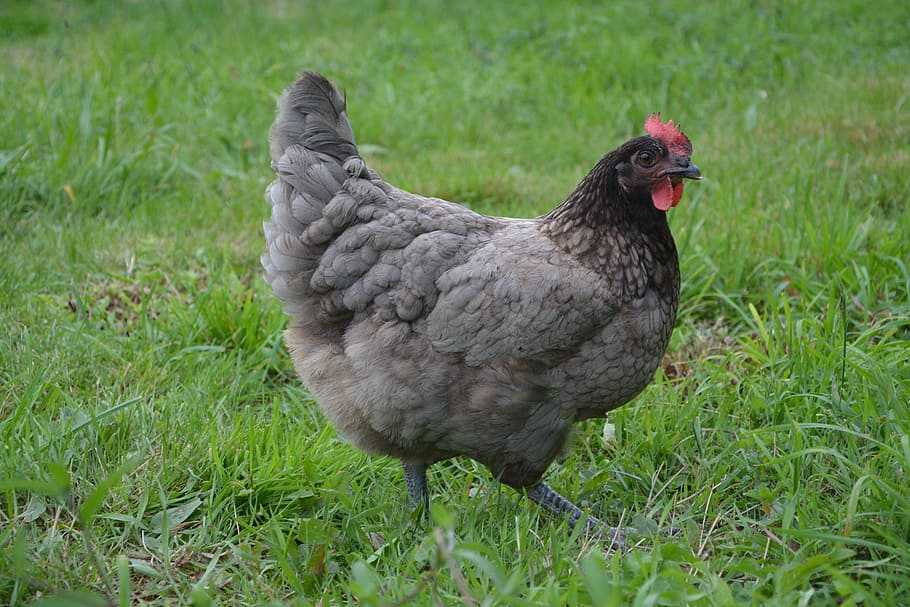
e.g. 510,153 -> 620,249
261,72 -> 701,540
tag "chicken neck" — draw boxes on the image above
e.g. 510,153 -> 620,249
539,156 -> 678,295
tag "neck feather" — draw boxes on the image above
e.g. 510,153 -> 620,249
540,154 -> 678,295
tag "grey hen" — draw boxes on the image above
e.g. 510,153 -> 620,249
262,72 -> 701,540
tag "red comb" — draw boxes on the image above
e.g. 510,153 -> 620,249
645,114 -> 692,156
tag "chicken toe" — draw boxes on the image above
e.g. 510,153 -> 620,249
526,482 -> 626,550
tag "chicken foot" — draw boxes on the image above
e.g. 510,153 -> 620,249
403,462 -> 429,511
526,482 -> 626,549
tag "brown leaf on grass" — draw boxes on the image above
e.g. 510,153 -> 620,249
662,318 -> 736,380
307,543 -> 326,578
368,531 -> 385,551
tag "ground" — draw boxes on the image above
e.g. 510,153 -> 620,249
1,1 -> 909,605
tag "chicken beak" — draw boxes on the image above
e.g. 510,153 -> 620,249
663,161 -> 702,180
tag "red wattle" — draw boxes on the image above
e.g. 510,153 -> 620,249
671,181 -> 684,206
651,177 -> 674,211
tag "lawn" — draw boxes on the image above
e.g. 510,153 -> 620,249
1,0 -> 909,604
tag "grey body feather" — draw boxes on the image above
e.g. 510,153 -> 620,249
262,72 -> 679,488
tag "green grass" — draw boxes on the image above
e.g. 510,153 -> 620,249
1,0 -> 909,604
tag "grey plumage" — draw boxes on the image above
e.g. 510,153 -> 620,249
262,72 -> 698,526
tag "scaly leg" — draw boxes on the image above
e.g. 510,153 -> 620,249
403,462 -> 429,511
526,482 -> 626,549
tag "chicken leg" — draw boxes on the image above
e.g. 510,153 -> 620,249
526,482 -> 626,549
403,462 -> 429,511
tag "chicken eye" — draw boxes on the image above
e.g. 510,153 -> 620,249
637,151 -> 656,167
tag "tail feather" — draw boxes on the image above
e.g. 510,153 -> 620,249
263,71 -> 364,324
269,71 -> 358,163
